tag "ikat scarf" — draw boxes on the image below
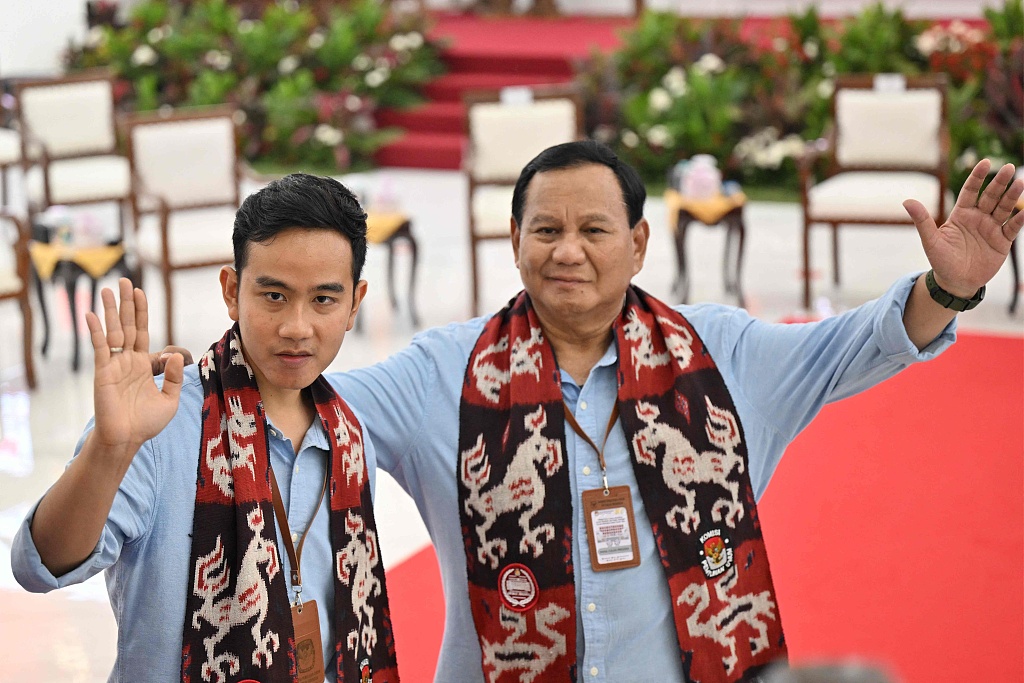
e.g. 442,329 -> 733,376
457,288 -> 785,682
182,324 -> 399,683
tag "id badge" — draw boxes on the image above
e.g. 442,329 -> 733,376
291,599 -> 325,683
582,485 -> 641,572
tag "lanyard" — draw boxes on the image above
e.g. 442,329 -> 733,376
563,401 -> 620,494
269,463 -> 329,607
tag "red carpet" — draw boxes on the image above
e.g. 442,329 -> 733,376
384,332 -> 1023,682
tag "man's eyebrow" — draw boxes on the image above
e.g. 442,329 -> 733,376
528,211 -> 612,225
254,276 -> 345,294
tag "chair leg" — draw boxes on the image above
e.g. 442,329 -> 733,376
19,291 -> 36,389
1010,240 -> 1020,315
163,267 -> 174,346
802,219 -> 812,309
469,237 -> 481,318
831,223 -> 840,285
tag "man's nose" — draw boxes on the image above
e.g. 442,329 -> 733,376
552,232 -> 586,264
279,305 -> 313,339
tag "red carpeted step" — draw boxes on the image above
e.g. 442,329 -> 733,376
376,101 -> 467,136
374,130 -> 464,170
442,52 -> 576,79
424,72 -> 571,102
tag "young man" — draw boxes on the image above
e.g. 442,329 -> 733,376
12,174 -> 400,683
329,142 -> 1022,682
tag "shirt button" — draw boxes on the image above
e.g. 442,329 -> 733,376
291,532 -> 298,543
587,602 -> 596,612
590,666 -> 599,677
582,466 -> 592,476
580,401 -> 588,410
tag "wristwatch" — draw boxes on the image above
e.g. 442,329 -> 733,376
924,269 -> 985,312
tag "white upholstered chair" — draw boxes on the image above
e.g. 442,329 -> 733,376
463,84 -> 583,315
0,210 -> 35,388
799,74 -> 950,309
15,71 -> 132,236
125,106 -> 242,344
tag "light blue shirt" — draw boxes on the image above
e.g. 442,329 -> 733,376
11,364 -> 377,683
328,275 -> 955,683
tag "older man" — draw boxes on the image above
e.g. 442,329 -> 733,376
342,140 -> 1018,683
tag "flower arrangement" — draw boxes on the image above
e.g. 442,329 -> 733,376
576,0 -> 1022,192
65,0 -> 446,171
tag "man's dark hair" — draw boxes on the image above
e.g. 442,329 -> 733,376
511,139 -> 646,229
233,173 -> 368,283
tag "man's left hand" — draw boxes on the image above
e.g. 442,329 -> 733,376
904,159 -> 1024,298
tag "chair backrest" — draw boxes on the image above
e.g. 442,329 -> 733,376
125,107 -> 240,210
832,74 -> 947,170
465,85 -> 583,183
16,72 -> 118,160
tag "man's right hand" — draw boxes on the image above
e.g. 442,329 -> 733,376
85,277 -> 184,456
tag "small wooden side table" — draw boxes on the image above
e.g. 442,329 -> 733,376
365,211 -> 419,326
664,188 -> 748,307
29,241 -> 134,371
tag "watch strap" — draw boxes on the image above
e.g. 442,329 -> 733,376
924,269 -> 985,312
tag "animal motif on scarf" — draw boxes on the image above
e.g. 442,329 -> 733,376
190,507 -> 283,682
678,562 -> 778,675
461,405 -> 564,568
480,604 -> 572,683
632,397 -> 746,534
336,510 -> 382,654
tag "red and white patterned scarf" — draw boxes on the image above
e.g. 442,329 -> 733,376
182,324 -> 400,683
458,288 -> 785,682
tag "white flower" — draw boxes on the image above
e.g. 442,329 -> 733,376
231,110 -> 247,125
345,94 -> 363,112
406,31 -> 423,49
85,26 -> 106,48
278,55 -> 300,75
352,53 -> 372,71
365,67 -> 389,88
389,34 -> 409,52
772,37 -> 788,52
780,134 -> 807,157
662,66 -> 688,97
648,87 -> 673,114
821,61 -> 836,77
955,147 -> 979,171
915,32 -> 938,56
314,124 -> 344,146
283,0 -> 299,11
147,27 -> 164,43
694,53 -> 725,76
621,129 -> 640,148
307,32 -> 325,49
646,124 -> 673,148
205,50 -> 231,71
130,44 -> 158,67
802,40 -> 819,59
238,19 -> 255,34
816,79 -> 835,99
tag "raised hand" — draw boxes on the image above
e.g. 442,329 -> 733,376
904,159 -> 1024,298
85,278 -> 184,452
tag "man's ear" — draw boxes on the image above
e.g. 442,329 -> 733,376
220,266 -> 239,322
511,217 -> 521,268
346,279 -> 369,332
632,217 -> 650,276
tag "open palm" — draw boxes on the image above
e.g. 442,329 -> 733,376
904,160 -> 1024,297
86,278 -> 184,451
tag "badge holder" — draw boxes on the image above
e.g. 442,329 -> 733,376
270,466 -> 329,682
564,403 -> 642,572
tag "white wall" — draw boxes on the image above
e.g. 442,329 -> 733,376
0,0 -> 87,77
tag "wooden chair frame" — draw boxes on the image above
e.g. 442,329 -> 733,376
463,83 -> 584,315
15,70 -> 132,238
0,210 -> 36,388
123,105 -> 243,344
798,73 -> 950,309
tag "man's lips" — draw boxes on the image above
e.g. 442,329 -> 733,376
275,352 -> 313,365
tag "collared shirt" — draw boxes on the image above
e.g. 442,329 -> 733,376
329,275 -> 955,683
11,364 -> 377,683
